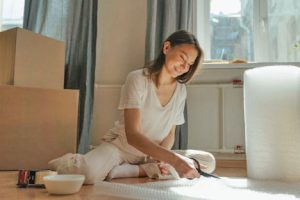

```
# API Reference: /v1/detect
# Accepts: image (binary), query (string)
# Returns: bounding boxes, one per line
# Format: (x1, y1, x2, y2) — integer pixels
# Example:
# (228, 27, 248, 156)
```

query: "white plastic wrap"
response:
(244, 65, 300, 181)
(95, 178, 300, 200)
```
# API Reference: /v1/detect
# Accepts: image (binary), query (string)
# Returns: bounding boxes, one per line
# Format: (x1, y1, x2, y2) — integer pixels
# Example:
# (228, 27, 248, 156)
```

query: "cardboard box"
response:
(0, 85, 79, 170)
(0, 28, 65, 89)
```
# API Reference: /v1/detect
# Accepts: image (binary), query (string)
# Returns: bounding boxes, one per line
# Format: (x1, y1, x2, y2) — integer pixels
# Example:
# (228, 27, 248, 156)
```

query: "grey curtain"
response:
(145, 0, 196, 150)
(145, 0, 196, 63)
(23, 0, 98, 153)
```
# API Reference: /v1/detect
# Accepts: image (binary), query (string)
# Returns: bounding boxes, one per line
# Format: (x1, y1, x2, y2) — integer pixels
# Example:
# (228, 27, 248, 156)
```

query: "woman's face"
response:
(163, 42, 198, 78)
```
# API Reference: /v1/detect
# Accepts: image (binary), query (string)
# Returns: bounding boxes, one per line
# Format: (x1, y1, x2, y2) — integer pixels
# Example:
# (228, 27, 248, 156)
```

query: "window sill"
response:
(212, 152, 246, 161)
(203, 62, 300, 69)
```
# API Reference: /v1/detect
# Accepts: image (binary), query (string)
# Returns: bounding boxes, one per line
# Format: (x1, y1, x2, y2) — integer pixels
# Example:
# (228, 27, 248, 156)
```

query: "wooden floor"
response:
(213, 152, 247, 177)
(0, 153, 247, 199)
(0, 171, 129, 200)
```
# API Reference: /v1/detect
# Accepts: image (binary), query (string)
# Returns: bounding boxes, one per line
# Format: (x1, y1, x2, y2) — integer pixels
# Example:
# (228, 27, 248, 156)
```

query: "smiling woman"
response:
(163, 43, 198, 79)
(48, 30, 216, 184)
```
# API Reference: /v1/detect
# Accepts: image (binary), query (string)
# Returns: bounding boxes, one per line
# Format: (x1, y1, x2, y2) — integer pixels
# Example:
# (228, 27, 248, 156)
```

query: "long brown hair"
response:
(144, 30, 204, 83)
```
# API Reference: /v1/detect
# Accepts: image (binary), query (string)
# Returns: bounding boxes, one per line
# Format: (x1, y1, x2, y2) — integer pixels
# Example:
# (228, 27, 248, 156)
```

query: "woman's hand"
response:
(158, 162, 171, 175)
(173, 154, 200, 179)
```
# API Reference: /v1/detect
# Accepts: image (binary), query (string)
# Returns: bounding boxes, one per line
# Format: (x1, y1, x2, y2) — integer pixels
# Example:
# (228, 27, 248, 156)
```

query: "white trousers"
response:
(48, 142, 216, 184)
(48, 142, 145, 184)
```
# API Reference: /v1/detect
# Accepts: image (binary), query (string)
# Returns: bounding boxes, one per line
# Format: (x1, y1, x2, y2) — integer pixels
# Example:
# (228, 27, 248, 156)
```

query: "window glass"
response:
(210, 0, 253, 61)
(206, 0, 300, 62)
(267, 0, 300, 62)
(0, 0, 25, 31)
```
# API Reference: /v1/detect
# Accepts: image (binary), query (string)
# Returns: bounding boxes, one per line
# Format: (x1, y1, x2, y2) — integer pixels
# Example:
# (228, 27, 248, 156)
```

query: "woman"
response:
(49, 30, 215, 184)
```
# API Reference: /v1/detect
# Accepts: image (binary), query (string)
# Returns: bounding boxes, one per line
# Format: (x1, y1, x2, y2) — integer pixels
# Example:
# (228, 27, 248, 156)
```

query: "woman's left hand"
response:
(157, 162, 170, 175)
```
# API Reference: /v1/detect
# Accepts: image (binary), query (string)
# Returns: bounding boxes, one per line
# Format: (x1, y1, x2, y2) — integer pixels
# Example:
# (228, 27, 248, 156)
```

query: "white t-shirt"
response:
(103, 69, 187, 157)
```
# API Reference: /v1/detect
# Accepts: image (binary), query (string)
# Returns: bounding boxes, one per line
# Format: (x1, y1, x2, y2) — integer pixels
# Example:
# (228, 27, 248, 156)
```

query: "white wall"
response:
(92, 0, 147, 144)
(188, 67, 246, 152)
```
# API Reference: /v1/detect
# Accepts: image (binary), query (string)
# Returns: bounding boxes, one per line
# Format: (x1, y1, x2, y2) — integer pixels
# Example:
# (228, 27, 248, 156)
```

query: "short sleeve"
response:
(118, 70, 146, 109)
(174, 85, 187, 125)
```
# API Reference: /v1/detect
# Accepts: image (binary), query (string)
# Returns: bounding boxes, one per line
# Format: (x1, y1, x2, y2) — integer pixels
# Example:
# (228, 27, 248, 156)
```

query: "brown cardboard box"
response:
(0, 28, 65, 89)
(0, 85, 79, 170)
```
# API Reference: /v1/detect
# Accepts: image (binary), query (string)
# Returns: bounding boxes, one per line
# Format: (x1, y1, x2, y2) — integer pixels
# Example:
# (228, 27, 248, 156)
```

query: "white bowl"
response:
(43, 174, 85, 195)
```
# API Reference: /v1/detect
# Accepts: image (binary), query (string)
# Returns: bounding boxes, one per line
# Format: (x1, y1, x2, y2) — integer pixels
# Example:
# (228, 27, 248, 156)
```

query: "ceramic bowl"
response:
(43, 174, 85, 195)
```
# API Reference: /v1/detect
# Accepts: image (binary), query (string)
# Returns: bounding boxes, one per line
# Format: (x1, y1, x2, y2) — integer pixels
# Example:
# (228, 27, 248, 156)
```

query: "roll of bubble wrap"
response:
(244, 65, 300, 181)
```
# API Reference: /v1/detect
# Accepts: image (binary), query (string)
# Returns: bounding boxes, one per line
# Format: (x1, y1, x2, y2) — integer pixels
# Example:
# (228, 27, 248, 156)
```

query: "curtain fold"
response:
(145, 0, 196, 149)
(23, 0, 98, 153)
(145, 0, 195, 63)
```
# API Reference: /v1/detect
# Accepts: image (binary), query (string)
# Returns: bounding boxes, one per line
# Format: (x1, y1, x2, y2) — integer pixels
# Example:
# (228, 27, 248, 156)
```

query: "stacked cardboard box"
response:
(0, 28, 79, 170)
(0, 28, 65, 88)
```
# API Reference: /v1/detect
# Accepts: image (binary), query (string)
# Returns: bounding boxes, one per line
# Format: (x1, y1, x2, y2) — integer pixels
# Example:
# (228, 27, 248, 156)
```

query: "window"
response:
(197, 0, 300, 62)
(0, 0, 25, 31)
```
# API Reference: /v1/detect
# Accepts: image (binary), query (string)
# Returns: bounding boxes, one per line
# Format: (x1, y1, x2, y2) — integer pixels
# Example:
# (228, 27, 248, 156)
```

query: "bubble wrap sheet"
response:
(94, 178, 300, 200)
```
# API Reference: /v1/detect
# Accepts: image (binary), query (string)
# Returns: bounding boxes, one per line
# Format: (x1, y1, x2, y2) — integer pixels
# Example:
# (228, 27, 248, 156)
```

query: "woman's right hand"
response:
(173, 154, 200, 179)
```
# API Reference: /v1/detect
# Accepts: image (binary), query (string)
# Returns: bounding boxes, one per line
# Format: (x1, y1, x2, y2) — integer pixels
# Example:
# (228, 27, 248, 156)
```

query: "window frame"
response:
(0, 0, 3, 31)
(253, 0, 269, 62)
(197, 0, 211, 60)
